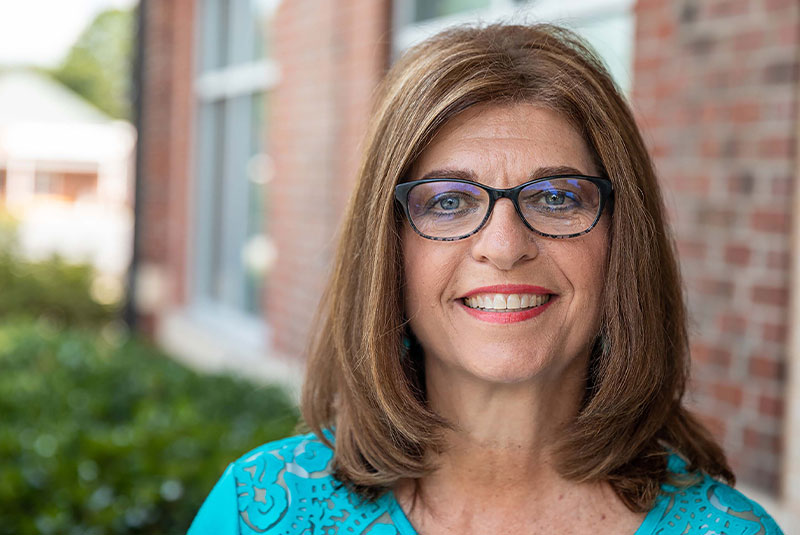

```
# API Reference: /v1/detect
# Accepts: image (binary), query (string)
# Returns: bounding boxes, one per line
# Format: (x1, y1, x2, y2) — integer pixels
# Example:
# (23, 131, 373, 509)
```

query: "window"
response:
(193, 0, 278, 318)
(393, 0, 634, 93)
(413, 0, 491, 22)
(34, 169, 97, 201)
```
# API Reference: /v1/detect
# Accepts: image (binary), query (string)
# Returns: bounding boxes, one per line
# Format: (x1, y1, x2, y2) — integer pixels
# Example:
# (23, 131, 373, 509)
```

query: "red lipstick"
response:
(458, 284, 557, 324)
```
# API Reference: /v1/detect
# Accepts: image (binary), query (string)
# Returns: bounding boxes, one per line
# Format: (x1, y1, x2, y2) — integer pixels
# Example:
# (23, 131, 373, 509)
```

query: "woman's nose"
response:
(470, 198, 540, 270)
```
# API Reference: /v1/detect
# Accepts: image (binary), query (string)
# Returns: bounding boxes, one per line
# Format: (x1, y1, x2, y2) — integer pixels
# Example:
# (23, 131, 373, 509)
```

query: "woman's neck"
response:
(423, 346, 589, 464)
(390, 351, 645, 534)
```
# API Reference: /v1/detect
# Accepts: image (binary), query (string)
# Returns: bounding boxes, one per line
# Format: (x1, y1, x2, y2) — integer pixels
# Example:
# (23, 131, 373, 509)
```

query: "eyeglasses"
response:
(395, 175, 613, 241)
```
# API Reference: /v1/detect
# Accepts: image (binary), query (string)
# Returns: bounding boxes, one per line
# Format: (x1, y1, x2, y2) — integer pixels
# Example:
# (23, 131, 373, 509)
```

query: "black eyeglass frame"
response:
(394, 174, 614, 241)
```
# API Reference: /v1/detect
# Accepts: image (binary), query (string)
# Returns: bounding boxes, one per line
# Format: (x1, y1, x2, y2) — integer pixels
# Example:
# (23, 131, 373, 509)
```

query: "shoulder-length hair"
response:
(301, 23, 732, 512)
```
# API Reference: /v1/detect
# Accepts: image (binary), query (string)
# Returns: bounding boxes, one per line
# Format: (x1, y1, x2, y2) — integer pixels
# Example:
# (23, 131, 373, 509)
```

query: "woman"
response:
(189, 24, 783, 534)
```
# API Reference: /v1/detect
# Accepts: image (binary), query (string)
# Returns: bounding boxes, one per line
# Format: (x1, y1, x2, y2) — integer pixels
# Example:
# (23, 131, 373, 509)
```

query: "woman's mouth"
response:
(462, 293, 551, 311)
(458, 293, 556, 324)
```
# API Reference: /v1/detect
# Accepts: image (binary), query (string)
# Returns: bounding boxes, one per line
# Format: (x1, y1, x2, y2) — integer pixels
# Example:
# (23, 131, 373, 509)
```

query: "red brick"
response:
(743, 427, 781, 454)
(770, 176, 793, 197)
(672, 173, 710, 194)
(766, 250, 790, 270)
(758, 136, 794, 158)
(732, 29, 764, 51)
(729, 101, 760, 123)
(762, 322, 787, 343)
(750, 209, 790, 234)
(676, 239, 707, 260)
(777, 21, 800, 46)
(712, 382, 743, 407)
(718, 313, 747, 334)
(708, 0, 749, 17)
(697, 206, 737, 227)
(700, 138, 720, 157)
(695, 277, 734, 298)
(765, 0, 797, 12)
(748, 355, 784, 380)
(691, 342, 731, 367)
(758, 395, 784, 418)
(750, 285, 788, 307)
(723, 244, 751, 265)
(656, 20, 676, 38)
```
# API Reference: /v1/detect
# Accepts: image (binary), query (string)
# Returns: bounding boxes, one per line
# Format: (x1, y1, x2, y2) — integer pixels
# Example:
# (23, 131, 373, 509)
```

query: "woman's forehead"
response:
(411, 102, 598, 181)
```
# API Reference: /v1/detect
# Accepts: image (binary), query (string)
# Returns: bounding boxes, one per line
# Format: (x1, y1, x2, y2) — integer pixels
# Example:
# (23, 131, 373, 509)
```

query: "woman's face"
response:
(402, 102, 610, 386)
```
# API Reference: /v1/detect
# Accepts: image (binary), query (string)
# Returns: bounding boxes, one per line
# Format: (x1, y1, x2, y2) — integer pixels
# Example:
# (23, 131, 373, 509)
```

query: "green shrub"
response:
(0, 320, 299, 534)
(0, 253, 118, 328)
(0, 208, 117, 328)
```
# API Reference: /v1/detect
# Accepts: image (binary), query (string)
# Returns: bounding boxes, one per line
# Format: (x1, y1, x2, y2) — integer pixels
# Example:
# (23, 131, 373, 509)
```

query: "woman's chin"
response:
(432, 349, 556, 386)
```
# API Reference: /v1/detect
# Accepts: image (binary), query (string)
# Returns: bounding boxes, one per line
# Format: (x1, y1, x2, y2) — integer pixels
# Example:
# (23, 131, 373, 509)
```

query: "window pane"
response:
(242, 93, 271, 315)
(194, 0, 274, 317)
(200, 0, 230, 71)
(252, 0, 275, 59)
(193, 100, 227, 304)
(208, 100, 228, 303)
(225, 0, 274, 65)
(414, 0, 490, 22)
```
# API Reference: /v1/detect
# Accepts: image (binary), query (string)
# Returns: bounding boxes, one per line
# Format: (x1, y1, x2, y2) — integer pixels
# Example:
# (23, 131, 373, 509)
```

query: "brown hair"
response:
(301, 23, 733, 512)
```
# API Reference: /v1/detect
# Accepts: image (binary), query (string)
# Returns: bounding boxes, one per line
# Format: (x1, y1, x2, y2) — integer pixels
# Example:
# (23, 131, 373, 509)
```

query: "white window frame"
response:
(178, 0, 281, 359)
(393, 0, 635, 93)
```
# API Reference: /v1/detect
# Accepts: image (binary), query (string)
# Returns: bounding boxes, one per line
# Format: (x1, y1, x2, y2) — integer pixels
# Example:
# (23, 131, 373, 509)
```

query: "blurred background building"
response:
(0, 69, 135, 282)
(129, 0, 797, 527)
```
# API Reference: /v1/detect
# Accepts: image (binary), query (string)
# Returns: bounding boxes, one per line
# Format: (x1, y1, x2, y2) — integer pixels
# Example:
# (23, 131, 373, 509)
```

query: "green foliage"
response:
(0, 252, 118, 328)
(0, 207, 118, 327)
(0, 320, 299, 534)
(49, 8, 134, 120)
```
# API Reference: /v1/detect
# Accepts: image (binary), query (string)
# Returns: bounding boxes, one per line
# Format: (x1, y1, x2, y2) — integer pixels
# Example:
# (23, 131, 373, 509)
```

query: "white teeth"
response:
(463, 293, 551, 311)
(492, 294, 507, 310)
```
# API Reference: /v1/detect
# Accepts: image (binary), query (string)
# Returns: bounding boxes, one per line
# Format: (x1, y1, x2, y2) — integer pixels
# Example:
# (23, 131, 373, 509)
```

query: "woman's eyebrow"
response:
(417, 165, 586, 181)
(418, 168, 477, 180)
(529, 165, 586, 179)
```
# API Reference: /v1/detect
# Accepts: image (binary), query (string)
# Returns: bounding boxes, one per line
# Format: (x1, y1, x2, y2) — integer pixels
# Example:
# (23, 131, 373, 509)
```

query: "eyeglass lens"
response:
(406, 178, 601, 239)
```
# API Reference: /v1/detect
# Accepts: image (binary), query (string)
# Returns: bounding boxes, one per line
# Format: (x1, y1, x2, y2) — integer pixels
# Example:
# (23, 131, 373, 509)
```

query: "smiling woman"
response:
(401, 104, 611, 390)
(189, 23, 784, 535)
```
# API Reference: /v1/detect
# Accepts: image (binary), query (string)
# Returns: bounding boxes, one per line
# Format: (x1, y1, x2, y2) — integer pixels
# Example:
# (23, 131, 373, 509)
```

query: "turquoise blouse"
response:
(188, 433, 783, 535)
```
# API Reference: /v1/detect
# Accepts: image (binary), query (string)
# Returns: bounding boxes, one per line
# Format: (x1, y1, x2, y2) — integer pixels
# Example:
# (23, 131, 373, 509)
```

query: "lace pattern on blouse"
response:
(233, 434, 401, 535)
(229, 434, 783, 535)
(645, 455, 783, 535)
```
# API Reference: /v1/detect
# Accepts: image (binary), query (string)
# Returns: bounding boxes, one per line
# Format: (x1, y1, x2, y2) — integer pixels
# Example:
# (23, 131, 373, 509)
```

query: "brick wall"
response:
(137, 0, 194, 331)
(633, 0, 799, 493)
(268, 0, 391, 356)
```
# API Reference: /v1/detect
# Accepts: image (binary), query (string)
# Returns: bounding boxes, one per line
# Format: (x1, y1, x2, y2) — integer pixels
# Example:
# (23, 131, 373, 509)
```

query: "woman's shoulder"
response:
(190, 432, 406, 535)
(231, 431, 336, 474)
(639, 453, 784, 535)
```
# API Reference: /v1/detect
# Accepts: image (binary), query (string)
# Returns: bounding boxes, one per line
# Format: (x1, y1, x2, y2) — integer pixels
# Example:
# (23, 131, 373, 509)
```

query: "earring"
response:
(401, 334, 412, 352)
(600, 332, 610, 356)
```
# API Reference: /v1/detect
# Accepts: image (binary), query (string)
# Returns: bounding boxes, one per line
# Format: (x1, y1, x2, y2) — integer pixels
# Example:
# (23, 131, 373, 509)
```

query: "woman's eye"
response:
(545, 191, 566, 205)
(521, 189, 580, 212)
(534, 190, 577, 207)
(437, 196, 460, 210)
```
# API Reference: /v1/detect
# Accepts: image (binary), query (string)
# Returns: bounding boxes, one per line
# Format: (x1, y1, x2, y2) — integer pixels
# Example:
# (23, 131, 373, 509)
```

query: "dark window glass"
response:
(413, 0, 490, 22)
